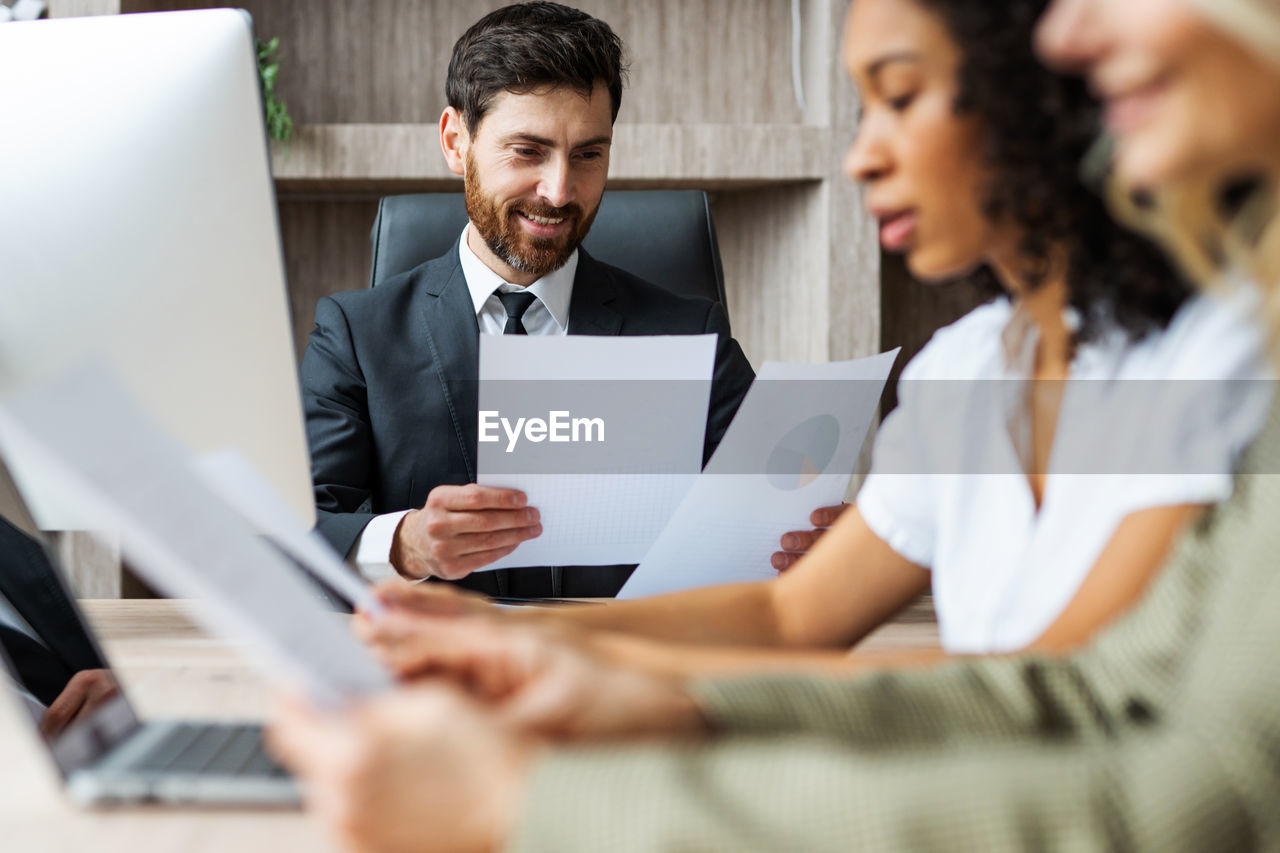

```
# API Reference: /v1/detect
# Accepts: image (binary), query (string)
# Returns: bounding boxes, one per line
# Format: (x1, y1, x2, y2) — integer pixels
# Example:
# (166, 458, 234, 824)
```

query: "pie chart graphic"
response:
(766, 415, 840, 490)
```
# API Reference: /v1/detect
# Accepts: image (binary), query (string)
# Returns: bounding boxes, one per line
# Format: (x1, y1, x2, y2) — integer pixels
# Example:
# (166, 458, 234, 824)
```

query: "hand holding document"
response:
(619, 350, 900, 598)
(0, 365, 392, 705)
(476, 334, 715, 569)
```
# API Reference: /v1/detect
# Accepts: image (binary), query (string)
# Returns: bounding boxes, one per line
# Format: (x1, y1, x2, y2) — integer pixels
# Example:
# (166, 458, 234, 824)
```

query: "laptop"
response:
(0, 455, 298, 807)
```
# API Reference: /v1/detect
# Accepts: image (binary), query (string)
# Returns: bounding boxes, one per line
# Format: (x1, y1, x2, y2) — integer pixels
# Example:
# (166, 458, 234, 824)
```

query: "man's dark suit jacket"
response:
(301, 243, 755, 598)
(0, 518, 106, 707)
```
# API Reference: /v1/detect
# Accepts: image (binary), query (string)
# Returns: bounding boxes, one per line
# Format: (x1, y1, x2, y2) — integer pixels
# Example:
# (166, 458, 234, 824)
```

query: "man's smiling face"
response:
(459, 82, 613, 283)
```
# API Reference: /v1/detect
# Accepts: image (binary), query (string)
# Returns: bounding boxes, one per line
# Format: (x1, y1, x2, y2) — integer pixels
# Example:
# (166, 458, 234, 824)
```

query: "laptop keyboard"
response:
(130, 723, 287, 777)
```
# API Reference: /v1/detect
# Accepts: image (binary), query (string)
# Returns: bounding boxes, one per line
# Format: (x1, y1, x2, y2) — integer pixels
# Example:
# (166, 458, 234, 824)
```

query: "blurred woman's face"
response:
(1037, 0, 1280, 190)
(843, 0, 1008, 282)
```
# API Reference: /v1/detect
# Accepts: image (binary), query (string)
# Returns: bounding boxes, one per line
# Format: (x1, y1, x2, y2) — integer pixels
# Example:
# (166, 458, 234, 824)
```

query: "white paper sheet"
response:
(619, 350, 900, 598)
(0, 365, 393, 705)
(476, 334, 715, 570)
(193, 449, 383, 615)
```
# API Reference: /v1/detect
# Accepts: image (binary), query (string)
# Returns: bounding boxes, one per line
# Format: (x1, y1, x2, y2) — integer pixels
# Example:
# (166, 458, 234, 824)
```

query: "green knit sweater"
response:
(513, 403, 1280, 851)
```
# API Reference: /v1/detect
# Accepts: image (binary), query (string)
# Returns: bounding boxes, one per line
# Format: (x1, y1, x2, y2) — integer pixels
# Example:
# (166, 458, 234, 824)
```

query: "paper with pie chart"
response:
(619, 349, 900, 599)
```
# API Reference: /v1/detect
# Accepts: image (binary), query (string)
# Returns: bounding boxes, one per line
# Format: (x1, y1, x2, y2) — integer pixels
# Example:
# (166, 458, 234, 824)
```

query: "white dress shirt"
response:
(856, 286, 1271, 654)
(355, 225, 578, 581)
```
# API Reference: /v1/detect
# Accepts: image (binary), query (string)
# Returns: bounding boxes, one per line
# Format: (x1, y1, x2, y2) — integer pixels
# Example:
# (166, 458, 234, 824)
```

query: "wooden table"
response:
(0, 599, 939, 852)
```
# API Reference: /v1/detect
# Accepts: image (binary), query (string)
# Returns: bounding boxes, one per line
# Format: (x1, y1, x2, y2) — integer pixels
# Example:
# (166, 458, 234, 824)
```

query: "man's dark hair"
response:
(446, 2, 628, 135)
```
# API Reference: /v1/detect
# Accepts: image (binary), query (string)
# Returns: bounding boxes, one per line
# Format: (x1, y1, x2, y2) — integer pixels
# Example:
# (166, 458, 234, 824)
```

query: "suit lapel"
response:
(566, 250, 623, 336)
(0, 519, 104, 672)
(420, 247, 620, 481)
(418, 247, 480, 481)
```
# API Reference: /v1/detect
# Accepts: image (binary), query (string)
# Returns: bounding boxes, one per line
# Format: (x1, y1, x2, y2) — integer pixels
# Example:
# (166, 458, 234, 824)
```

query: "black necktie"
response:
(497, 290, 538, 335)
(492, 288, 561, 597)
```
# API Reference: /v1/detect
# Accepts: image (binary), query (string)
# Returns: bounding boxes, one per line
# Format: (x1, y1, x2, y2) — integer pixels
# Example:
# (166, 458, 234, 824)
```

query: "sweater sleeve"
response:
(509, 410, 1280, 853)
(509, 727, 1250, 853)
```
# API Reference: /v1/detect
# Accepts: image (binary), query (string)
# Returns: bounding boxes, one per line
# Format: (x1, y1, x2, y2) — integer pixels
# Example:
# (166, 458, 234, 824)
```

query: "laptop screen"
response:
(0, 457, 141, 776)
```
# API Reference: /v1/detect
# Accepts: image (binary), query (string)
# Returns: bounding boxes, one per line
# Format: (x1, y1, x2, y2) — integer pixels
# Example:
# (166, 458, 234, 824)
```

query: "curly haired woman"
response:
(360, 0, 1269, 677)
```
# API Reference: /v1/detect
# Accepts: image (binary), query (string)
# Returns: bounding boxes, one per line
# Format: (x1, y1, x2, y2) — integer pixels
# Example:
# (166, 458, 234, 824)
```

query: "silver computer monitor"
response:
(0, 9, 313, 527)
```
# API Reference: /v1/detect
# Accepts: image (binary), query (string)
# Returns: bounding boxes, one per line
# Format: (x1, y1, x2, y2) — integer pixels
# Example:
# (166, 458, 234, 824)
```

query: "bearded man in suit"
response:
(302, 3, 836, 600)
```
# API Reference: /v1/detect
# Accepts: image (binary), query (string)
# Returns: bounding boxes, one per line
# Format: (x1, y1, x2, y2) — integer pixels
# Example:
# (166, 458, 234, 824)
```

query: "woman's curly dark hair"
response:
(914, 0, 1191, 343)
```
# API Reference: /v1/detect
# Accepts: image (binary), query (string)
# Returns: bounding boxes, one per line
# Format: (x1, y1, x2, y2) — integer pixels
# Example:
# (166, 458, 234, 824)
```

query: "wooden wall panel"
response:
(127, 0, 808, 125)
(593, 0, 804, 125)
(820, 1, 880, 363)
(269, 123, 830, 190)
(878, 251, 987, 409)
(824, 175, 881, 361)
(48, 531, 122, 598)
(277, 186, 868, 372)
(712, 180, 881, 369)
(711, 184, 829, 368)
(277, 199, 381, 360)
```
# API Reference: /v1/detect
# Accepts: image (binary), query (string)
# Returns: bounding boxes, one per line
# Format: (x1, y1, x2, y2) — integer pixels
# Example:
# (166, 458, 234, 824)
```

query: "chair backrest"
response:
(368, 189, 727, 306)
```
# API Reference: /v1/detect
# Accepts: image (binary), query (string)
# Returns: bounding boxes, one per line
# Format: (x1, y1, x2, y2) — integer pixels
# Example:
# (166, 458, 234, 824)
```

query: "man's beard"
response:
(464, 151, 598, 278)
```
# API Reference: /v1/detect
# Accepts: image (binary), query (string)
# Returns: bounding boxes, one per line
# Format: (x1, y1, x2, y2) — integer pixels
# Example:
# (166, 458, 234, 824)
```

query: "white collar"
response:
(457, 223, 577, 330)
(997, 297, 1124, 380)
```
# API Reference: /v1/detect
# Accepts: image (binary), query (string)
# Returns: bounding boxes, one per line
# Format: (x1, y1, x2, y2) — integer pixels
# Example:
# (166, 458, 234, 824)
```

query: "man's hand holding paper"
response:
(385, 335, 895, 585)
(390, 484, 542, 581)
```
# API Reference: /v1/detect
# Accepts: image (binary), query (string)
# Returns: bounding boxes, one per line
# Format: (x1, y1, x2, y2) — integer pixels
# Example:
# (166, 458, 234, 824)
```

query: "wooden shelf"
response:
(270, 123, 831, 196)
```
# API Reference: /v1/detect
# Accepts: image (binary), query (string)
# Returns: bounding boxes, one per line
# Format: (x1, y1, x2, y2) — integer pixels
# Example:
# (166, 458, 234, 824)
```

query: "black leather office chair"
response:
(367, 190, 728, 307)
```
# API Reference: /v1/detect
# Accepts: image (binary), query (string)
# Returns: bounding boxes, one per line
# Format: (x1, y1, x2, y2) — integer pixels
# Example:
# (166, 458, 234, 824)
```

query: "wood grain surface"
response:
(0, 599, 936, 850)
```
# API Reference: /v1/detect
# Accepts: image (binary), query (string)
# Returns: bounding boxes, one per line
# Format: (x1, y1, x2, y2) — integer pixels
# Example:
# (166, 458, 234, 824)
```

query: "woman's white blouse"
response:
(856, 288, 1271, 654)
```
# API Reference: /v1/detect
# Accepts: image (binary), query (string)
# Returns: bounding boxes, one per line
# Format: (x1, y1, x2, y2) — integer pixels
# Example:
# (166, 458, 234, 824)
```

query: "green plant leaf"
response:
(255, 35, 293, 144)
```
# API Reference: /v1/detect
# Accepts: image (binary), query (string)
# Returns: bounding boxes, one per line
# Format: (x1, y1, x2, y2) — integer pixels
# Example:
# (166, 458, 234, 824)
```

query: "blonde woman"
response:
(267, 3, 1280, 850)
(1041, 0, 1280, 300)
